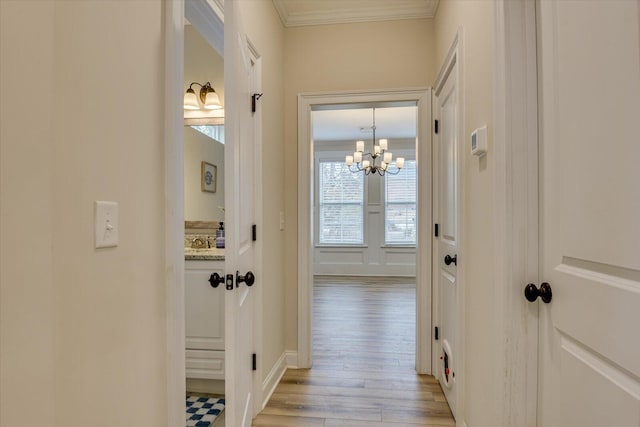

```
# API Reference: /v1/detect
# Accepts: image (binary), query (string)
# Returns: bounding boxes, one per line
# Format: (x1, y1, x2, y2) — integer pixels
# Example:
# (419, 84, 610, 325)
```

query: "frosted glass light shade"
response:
(184, 89, 199, 110)
(374, 145, 381, 155)
(396, 157, 405, 169)
(383, 152, 392, 164)
(345, 155, 353, 166)
(204, 90, 223, 110)
(362, 160, 370, 169)
(381, 162, 388, 171)
(379, 139, 388, 150)
(354, 151, 362, 163)
(356, 140, 365, 152)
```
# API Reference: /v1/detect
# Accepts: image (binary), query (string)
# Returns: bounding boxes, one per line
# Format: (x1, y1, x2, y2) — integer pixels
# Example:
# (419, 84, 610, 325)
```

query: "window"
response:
(385, 160, 417, 244)
(318, 161, 364, 244)
(191, 125, 224, 144)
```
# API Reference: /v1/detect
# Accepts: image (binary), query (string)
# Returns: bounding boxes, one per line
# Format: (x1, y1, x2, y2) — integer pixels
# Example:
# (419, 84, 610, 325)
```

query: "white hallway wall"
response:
(282, 2, 499, 426)
(1, 1, 167, 425)
(435, 1, 497, 426)
(1, 0, 287, 425)
(283, 16, 438, 356)
(1, 1, 503, 426)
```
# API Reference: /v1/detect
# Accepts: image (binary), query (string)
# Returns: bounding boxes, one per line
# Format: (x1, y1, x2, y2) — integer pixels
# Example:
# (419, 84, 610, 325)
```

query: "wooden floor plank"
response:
(324, 420, 455, 427)
(252, 276, 454, 426)
(251, 414, 325, 426)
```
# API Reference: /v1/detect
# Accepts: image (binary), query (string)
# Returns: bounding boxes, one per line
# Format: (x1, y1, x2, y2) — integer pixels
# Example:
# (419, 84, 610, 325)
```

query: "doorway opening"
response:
(182, 9, 227, 427)
(296, 89, 433, 375)
(310, 102, 419, 368)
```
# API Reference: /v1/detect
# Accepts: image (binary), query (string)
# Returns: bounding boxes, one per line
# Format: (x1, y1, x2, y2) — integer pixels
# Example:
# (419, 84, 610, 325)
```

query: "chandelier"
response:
(345, 107, 404, 176)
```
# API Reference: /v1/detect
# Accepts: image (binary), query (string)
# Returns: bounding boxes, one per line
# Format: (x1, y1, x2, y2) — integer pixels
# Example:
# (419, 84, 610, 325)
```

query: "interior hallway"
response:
(253, 276, 454, 426)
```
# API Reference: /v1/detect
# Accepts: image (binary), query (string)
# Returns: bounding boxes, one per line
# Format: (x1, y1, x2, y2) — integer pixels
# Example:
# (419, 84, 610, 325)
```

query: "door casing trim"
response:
(164, 1, 186, 426)
(296, 88, 433, 374)
(493, 1, 539, 425)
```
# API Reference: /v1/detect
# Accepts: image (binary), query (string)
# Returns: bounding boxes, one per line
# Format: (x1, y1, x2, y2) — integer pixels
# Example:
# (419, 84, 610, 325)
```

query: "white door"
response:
(224, 1, 258, 426)
(537, 1, 640, 426)
(434, 61, 459, 419)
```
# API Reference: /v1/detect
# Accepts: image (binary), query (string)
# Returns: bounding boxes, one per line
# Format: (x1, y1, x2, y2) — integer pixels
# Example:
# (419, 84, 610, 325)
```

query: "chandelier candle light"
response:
(345, 107, 404, 176)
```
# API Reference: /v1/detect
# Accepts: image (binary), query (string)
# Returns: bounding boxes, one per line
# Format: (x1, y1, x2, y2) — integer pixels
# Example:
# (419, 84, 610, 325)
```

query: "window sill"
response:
(315, 244, 368, 249)
(380, 244, 417, 249)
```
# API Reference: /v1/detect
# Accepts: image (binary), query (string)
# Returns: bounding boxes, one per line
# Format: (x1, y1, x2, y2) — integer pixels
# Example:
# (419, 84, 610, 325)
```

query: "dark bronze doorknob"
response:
(524, 282, 552, 303)
(444, 254, 457, 266)
(236, 271, 255, 287)
(208, 272, 224, 288)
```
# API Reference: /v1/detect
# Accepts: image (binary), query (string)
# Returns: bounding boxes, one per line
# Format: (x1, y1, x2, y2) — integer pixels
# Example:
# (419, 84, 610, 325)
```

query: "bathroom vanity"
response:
(185, 248, 225, 381)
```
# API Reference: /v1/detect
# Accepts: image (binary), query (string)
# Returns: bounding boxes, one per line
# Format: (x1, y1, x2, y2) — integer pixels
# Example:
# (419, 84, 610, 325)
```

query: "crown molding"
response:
(273, 0, 439, 28)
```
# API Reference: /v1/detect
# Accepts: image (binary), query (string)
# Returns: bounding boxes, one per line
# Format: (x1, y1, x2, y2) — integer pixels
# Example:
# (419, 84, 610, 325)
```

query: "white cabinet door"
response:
(537, 1, 640, 426)
(185, 261, 224, 351)
(185, 260, 225, 381)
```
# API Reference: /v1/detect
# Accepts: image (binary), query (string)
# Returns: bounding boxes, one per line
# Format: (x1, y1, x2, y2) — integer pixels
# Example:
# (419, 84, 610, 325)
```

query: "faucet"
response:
(191, 237, 207, 249)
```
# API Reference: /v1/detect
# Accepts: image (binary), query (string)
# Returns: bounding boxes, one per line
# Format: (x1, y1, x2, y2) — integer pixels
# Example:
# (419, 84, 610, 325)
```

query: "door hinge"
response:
(252, 353, 257, 371)
(434, 223, 439, 237)
(435, 326, 439, 340)
(434, 119, 439, 134)
(251, 93, 263, 113)
(252, 224, 257, 242)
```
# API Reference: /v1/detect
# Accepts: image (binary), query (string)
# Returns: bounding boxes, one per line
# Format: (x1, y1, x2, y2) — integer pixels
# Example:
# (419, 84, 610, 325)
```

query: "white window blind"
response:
(318, 161, 364, 244)
(385, 160, 417, 244)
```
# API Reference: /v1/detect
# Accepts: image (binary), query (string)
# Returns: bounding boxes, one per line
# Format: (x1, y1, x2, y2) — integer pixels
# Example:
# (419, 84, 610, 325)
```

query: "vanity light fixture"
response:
(184, 81, 223, 110)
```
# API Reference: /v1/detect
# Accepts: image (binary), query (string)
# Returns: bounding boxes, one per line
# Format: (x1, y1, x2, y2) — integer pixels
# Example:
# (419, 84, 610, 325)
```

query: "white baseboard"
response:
(186, 378, 225, 395)
(285, 350, 298, 368)
(260, 352, 287, 410)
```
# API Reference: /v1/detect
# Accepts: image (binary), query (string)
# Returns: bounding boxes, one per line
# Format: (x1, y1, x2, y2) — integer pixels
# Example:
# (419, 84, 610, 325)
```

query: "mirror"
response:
(184, 24, 224, 223)
(184, 125, 225, 222)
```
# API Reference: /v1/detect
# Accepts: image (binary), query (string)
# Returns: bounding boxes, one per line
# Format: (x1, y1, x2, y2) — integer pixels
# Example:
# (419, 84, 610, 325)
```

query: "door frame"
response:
(493, 1, 539, 426)
(163, 1, 264, 425)
(164, 1, 187, 425)
(296, 88, 433, 374)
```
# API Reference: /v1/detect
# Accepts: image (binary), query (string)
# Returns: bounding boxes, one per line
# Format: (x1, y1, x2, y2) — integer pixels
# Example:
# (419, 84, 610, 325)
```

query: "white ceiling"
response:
(273, 0, 440, 27)
(313, 106, 417, 142)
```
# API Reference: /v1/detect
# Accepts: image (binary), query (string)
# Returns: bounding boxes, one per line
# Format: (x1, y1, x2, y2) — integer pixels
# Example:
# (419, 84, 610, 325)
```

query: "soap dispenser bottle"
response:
(215, 222, 225, 248)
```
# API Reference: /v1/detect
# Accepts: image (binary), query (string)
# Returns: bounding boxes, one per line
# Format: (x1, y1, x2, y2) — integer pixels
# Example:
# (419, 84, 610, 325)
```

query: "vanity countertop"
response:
(184, 247, 225, 261)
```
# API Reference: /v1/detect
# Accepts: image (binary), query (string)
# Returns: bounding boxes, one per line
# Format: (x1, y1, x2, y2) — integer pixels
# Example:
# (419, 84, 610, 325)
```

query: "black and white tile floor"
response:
(186, 395, 225, 427)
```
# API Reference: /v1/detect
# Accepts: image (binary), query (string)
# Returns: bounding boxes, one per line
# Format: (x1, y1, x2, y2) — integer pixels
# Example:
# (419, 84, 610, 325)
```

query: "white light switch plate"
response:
(95, 201, 119, 248)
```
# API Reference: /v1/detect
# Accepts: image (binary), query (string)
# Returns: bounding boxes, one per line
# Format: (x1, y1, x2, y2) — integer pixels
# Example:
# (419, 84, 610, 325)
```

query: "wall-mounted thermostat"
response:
(471, 125, 487, 156)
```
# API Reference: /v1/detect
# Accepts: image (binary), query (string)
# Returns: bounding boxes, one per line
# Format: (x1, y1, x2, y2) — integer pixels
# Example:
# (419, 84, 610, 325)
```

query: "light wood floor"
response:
(252, 276, 454, 426)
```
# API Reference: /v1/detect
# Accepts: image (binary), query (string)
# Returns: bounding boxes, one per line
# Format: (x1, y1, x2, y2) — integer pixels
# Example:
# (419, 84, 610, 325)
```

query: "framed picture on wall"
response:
(201, 161, 217, 193)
